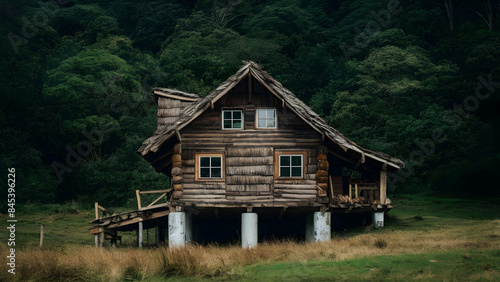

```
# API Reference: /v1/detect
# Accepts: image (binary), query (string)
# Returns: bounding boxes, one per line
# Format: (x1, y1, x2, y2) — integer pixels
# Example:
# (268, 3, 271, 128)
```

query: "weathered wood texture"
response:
(157, 97, 194, 129)
(176, 81, 322, 205)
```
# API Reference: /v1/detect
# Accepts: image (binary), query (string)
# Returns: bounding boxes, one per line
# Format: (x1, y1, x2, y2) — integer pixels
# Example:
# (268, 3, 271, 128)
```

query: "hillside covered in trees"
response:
(1, 0, 499, 208)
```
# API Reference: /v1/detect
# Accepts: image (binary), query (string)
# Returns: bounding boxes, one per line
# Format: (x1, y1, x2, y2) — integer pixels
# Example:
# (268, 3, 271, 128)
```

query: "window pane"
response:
(280, 167, 290, 177)
(224, 111, 231, 119)
(292, 156, 302, 166)
(211, 157, 221, 167)
(224, 120, 232, 128)
(200, 168, 210, 178)
(267, 119, 276, 128)
(233, 111, 241, 119)
(268, 109, 275, 118)
(200, 157, 210, 167)
(258, 119, 266, 128)
(233, 121, 241, 128)
(292, 167, 302, 177)
(211, 168, 221, 178)
(280, 156, 290, 166)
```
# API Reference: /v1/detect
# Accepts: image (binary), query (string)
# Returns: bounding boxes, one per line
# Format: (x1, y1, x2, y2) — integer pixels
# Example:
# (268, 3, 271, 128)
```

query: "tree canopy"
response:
(1, 0, 499, 207)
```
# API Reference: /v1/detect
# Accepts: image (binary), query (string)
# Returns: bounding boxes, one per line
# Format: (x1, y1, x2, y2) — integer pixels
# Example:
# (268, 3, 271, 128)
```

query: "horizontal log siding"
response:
(157, 97, 193, 129)
(177, 77, 322, 205)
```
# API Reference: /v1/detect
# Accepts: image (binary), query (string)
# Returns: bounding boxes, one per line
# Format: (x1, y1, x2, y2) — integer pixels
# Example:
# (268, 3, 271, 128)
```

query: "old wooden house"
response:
(90, 61, 403, 248)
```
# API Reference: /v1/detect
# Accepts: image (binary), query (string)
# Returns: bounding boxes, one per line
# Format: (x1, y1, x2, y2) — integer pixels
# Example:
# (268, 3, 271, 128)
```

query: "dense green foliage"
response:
(1, 0, 499, 207)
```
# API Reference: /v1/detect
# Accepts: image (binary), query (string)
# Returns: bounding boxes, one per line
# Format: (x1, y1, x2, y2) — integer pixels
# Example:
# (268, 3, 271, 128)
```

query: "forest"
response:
(1, 0, 499, 208)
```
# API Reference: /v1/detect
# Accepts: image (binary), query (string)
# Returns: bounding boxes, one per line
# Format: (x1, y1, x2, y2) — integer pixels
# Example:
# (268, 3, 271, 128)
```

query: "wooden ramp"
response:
(90, 189, 172, 247)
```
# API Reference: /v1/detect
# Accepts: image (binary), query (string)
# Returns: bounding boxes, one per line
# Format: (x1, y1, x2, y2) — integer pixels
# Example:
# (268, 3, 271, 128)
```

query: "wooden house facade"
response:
(137, 61, 404, 247)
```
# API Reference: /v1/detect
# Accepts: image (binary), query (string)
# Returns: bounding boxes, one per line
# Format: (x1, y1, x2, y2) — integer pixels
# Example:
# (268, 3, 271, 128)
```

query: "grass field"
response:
(1, 193, 499, 281)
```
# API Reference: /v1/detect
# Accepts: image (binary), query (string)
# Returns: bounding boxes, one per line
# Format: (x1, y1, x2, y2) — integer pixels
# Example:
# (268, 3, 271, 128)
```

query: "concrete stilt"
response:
(373, 212, 384, 228)
(241, 212, 258, 248)
(313, 211, 331, 242)
(168, 212, 186, 247)
(185, 213, 193, 244)
(138, 221, 143, 248)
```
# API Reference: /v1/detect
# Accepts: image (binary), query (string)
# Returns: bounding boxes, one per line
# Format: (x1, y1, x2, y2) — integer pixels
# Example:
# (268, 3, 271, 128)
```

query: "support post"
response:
(39, 224, 44, 247)
(307, 212, 331, 242)
(373, 212, 384, 228)
(94, 202, 99, 247)
(380, 170, 387, 204)
(138, 221, 143, 248)
(168, 212, 186, 247)
(241, 213, 258, 248)
(155, 226, 159, 246)
(99, 231, 104, 247)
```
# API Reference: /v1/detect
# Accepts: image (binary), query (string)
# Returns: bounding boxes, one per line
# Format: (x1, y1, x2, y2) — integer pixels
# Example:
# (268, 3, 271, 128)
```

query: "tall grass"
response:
(2, 219, 499, 281)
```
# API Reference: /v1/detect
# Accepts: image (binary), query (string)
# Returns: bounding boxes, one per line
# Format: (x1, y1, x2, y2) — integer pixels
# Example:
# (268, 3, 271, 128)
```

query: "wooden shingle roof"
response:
(138, 61, 404, 170)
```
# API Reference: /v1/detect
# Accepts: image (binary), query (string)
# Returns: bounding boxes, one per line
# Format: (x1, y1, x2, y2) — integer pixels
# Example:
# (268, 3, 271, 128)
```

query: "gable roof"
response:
(138, 61, 404, 170)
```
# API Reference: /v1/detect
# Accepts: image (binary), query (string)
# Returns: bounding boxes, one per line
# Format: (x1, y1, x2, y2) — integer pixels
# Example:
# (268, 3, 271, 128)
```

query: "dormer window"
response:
(256, 108, 276, 129)
(222, 110, 243, 129)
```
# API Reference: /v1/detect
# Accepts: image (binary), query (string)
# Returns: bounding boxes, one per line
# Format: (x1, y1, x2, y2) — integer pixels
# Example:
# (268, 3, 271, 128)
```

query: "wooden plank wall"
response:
(178, 76, 322, 206)
(157, 97, 193, 129)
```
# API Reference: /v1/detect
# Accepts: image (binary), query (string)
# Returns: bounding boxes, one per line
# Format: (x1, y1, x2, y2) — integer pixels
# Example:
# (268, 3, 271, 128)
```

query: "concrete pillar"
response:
(313, 211, 331, 242)
(185, 213, 193, 244)
(241, 212, 258, 248)
(373, 212, 384, 228)
(138, 221, 143, 248)
(168, 212, 186, 247)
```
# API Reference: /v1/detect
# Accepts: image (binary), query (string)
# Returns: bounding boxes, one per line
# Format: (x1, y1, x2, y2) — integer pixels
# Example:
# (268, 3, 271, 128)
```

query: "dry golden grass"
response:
(2, 218, 499, 281)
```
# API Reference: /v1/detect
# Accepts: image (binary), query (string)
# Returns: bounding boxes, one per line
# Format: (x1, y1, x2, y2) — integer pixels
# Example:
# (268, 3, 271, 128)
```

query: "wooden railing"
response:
(349, 182, 379, 203)
(135, 188, 172, 209)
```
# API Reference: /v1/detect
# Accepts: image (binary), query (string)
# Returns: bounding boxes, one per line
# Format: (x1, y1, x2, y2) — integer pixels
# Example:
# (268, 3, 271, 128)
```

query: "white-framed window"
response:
(222, 110, 243, 129)
(195, 153, 224, 181)
(256, 108, 276, 129)
(279, 155, 303, 177)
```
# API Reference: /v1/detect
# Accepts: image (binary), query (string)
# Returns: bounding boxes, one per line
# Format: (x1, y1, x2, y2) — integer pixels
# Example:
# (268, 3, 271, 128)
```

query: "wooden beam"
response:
(175, 129, 182, 143)
(94, 202, 99, 220)
(147, 192, 167, 208)
(248, 73, 252, 102)
(380, 170, 387, 205)
(140, 189, 172, 194)
(153, 90, 199, 102)
(329, 175, 334, 198)
(136, 190, 142, 209)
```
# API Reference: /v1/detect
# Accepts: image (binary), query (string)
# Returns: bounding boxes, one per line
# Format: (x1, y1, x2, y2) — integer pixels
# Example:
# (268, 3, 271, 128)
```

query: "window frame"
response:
(273, 150, 307, 180)
(222, 109, 244, 130)
(195, 153, 225, 181)
(255, 108, 277, 129)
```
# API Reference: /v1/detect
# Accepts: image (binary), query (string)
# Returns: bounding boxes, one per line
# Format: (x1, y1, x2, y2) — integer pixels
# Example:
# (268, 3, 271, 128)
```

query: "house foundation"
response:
(168, 212, 186, 247)
(373, 211, 384, 228)
(241, 212, 258, 248)
(306, 211, 331, 242)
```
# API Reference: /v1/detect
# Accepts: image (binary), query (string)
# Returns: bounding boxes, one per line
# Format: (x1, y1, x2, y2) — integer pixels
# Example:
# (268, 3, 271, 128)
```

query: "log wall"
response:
(177, 76, 322, 206)
(157, 97, 194, 129)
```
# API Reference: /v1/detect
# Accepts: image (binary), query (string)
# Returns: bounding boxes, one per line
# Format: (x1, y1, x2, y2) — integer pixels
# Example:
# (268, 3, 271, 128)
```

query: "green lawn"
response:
(241, 250, 499, 281)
